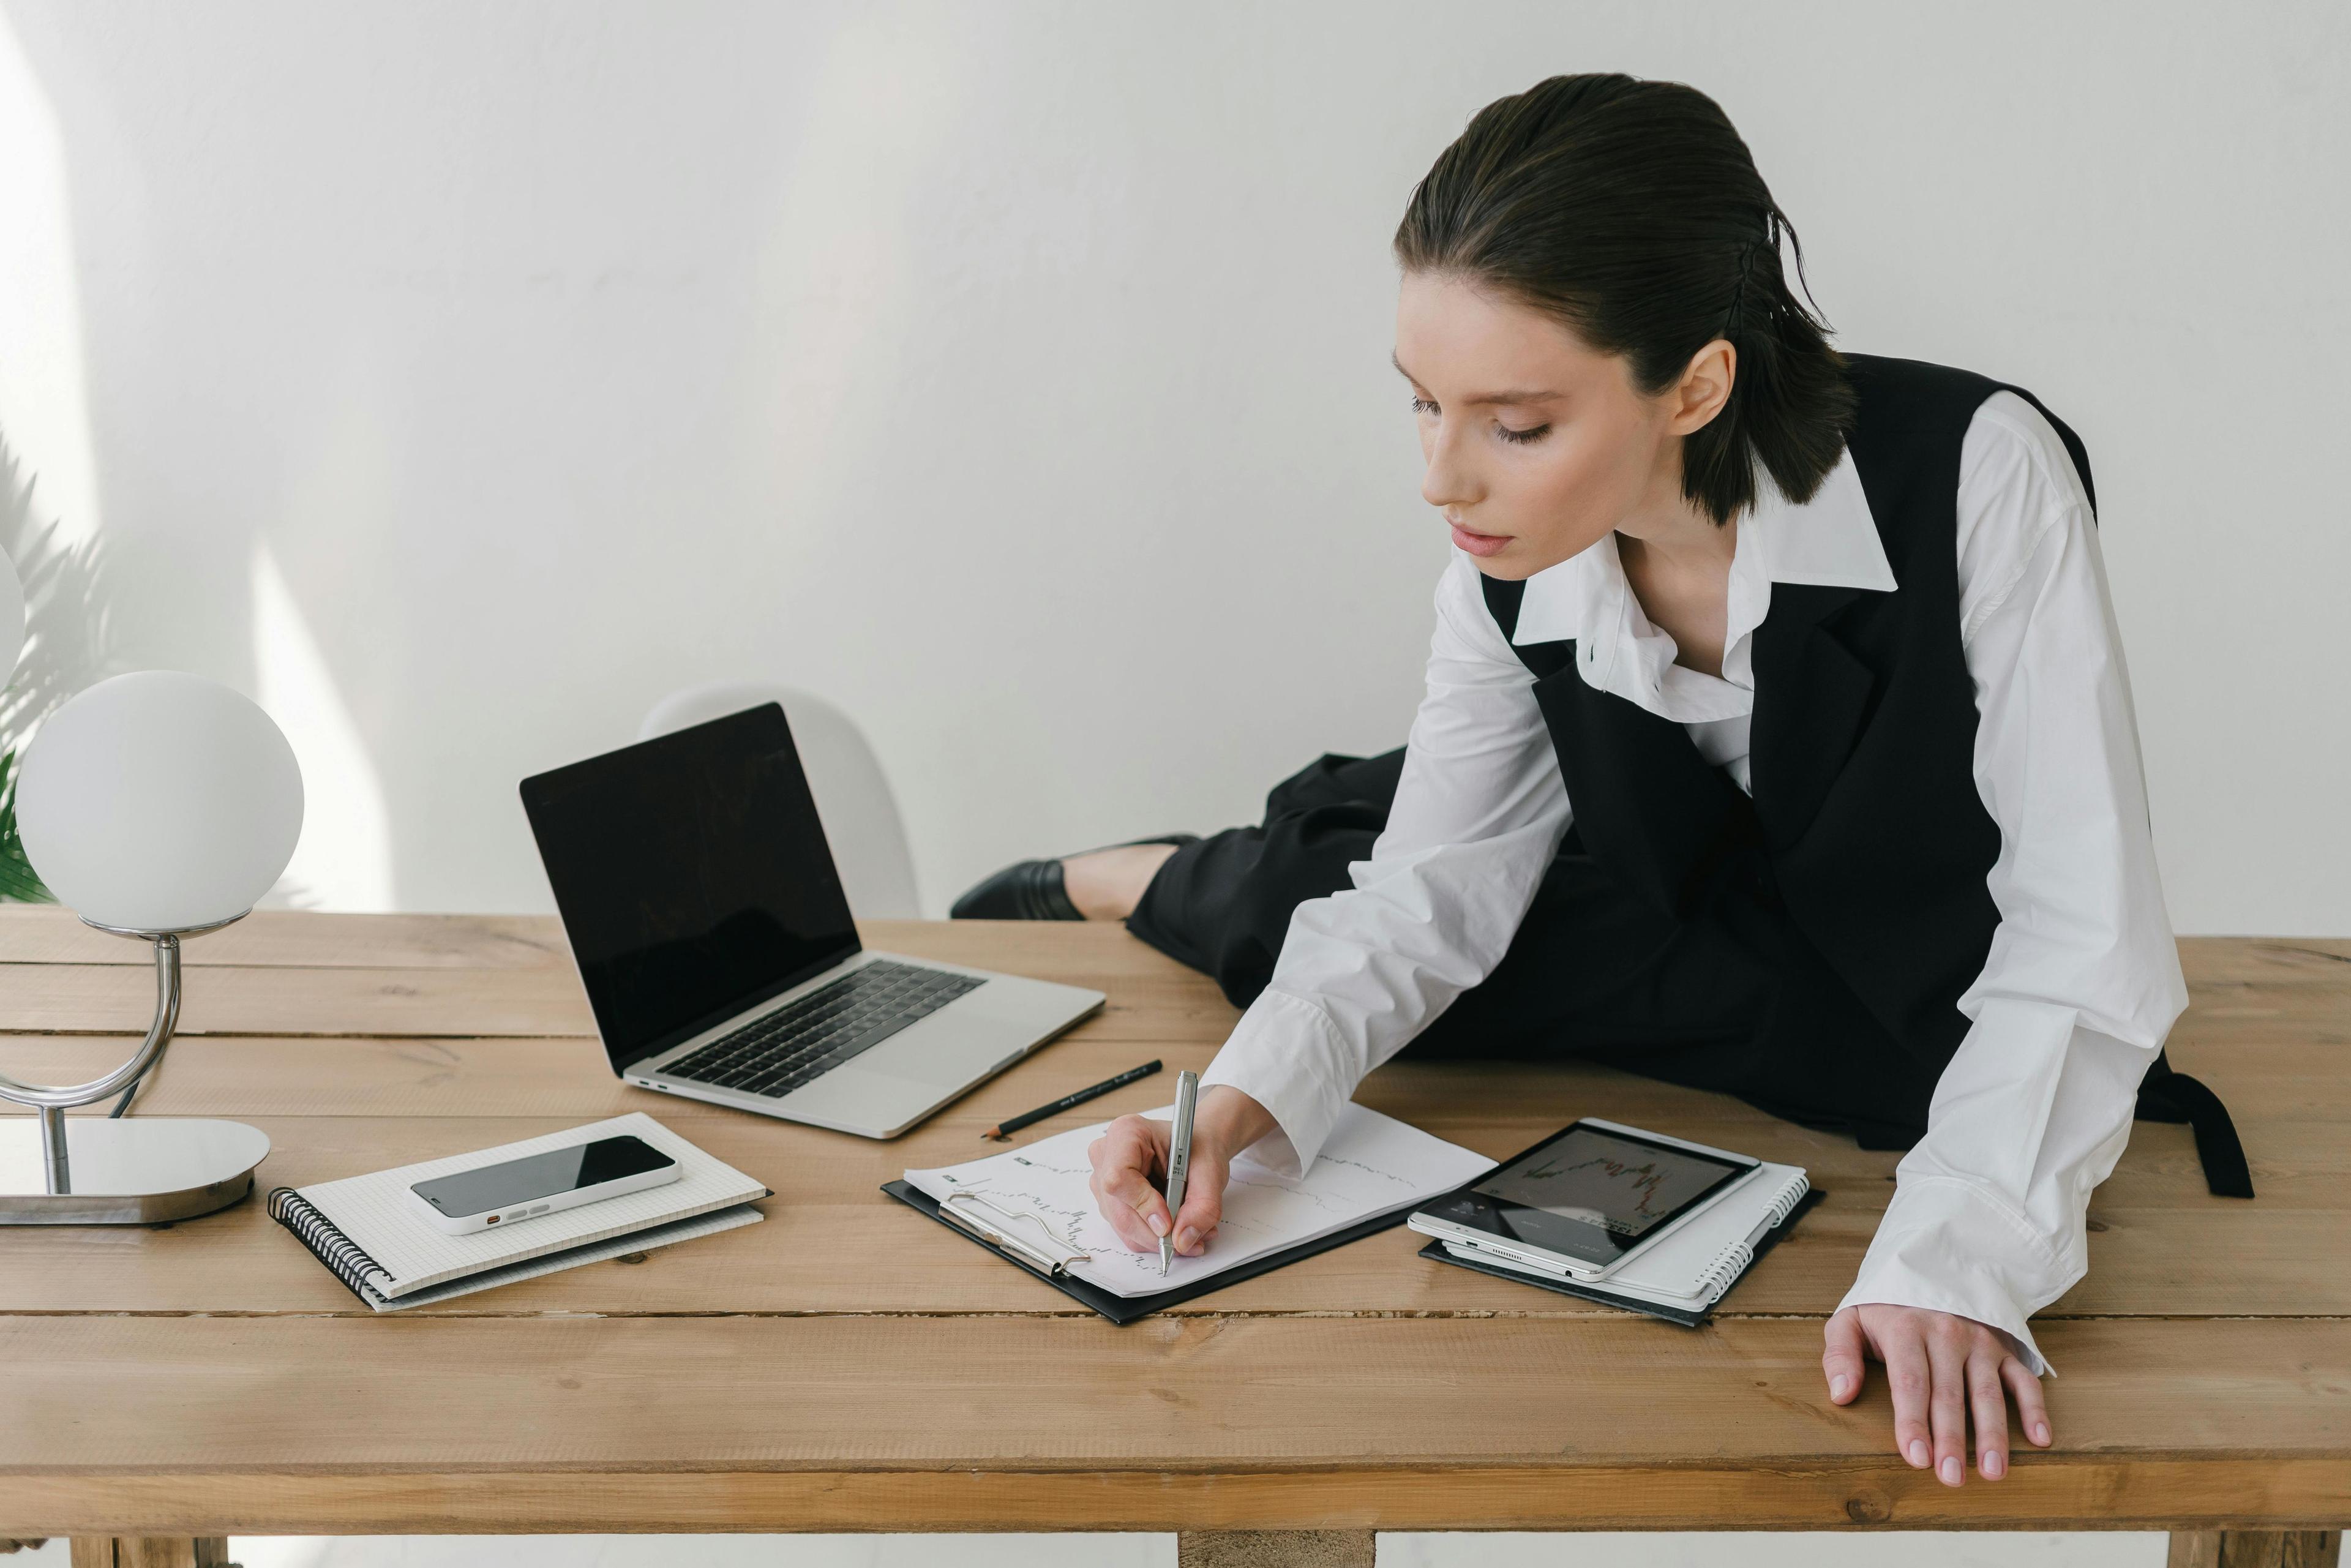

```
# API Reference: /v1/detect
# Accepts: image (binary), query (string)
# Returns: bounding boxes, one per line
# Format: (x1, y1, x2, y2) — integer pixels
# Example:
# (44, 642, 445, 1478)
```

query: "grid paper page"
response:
(293, 1112, 768, 1297)
(905, 1101, 1490, 1297)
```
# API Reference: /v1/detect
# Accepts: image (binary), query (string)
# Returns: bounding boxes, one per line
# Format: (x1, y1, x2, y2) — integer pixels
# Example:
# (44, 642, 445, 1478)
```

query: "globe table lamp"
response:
(0, 670, 302, 1222)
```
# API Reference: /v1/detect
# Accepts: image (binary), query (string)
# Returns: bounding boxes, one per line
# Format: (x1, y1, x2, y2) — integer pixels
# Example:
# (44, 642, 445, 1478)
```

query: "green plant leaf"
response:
(0, 748, 51, 903)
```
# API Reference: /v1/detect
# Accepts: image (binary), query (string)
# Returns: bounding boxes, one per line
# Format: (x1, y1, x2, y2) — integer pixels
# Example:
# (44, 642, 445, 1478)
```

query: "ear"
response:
(1666, 339, 1737, 436)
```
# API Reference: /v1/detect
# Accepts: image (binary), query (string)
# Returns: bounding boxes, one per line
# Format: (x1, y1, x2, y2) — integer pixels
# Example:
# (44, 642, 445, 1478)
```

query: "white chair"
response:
(637, 683, 921, 920)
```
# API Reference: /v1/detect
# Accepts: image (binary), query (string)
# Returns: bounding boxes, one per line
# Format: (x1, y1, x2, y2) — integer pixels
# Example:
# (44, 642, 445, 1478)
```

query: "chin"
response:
(1464, 552, 1544, 582)
(1462, 536, 1584, 582)
(1462, 524, 1608, 581)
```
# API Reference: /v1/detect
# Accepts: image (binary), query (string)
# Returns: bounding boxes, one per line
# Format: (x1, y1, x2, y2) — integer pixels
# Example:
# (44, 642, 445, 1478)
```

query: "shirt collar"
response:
(1509, 445, 1895, 647)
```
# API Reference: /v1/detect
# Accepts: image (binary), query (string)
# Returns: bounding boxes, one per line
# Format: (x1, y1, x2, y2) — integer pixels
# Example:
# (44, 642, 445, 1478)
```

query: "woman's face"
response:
(1394, 271, 1720, 580)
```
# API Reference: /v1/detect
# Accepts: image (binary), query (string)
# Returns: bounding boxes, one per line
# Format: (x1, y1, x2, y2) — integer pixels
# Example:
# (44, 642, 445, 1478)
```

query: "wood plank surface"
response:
(0, 910, 2344, 1537)
(0, 908, 569, 969)
(2, 1315, 2347, 1534)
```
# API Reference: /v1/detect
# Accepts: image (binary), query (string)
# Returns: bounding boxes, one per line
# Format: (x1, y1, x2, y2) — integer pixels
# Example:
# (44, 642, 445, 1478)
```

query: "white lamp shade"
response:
(17, 672, 304, 931)
(0, 547, 24, 687)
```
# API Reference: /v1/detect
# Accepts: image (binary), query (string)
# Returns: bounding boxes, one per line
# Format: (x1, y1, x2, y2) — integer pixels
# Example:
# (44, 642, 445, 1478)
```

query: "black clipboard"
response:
(1417, 1185, 1826, 1327)
(882, 1178, 1417, 1325)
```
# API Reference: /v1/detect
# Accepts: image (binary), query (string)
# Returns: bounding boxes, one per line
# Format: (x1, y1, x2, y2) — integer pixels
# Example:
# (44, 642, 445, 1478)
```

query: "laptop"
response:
(519, 703, 1104, 1139)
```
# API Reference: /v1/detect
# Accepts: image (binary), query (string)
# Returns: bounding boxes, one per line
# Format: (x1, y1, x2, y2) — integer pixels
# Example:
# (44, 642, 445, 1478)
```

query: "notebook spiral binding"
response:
(1692, 1172, 1811, 1300)
(268, 1186, 389, 1302)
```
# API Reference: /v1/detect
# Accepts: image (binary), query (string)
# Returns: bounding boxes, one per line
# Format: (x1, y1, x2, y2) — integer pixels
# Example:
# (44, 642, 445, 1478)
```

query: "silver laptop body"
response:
(520, 703, 1103, 1139)
(626, 947, 1100, 1138)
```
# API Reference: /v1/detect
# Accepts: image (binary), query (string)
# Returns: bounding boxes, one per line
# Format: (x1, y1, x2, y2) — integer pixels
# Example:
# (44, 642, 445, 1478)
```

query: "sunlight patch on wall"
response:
(0, 5, 101, 548)
(252, 537, 393, 911)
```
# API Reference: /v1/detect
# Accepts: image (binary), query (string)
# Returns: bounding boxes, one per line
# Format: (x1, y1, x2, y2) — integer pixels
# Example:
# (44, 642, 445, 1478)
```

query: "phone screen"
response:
(410, 1135, 675, 1219)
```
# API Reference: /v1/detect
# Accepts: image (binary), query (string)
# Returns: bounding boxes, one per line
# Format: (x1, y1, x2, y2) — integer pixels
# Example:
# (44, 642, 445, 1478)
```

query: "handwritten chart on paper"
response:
(1472, 1126, 1731, 1237)
(904, 1102, 1490, 1297)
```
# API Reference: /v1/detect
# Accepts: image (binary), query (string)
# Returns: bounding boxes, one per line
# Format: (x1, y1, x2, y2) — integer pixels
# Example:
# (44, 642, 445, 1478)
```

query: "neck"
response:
(1613, 475, 1734, 574)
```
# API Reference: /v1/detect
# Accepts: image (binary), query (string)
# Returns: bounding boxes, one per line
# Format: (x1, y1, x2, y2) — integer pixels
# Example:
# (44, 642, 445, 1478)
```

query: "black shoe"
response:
(949, 836, 1197, 921)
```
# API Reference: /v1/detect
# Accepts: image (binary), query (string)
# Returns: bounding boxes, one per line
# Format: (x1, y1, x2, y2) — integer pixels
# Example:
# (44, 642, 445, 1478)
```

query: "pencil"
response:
(981, 1059, 1163, 1140)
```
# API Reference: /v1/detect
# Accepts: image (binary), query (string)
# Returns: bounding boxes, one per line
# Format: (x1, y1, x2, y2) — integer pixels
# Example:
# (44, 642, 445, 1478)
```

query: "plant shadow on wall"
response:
(0, 426, 117, 902)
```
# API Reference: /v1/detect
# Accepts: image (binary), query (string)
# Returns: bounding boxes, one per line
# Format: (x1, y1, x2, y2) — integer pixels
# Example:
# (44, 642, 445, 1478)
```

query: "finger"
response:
(1087, 1166, 1161, 1252)
(1925, 1324, 1970, 1487)
(1171, 1153, 1228, 1257)
(1883, 1329, 1933, 1472)
(1968, 1345, 2010, 1480)
(1089, 1119, 1171, 1251)
(1089, 1116, 1168, 1184)
(1098, 1115, 1169, 1184)
(2001, 1356, 2052, 1449)
(1822, 1308, 1868, 1405)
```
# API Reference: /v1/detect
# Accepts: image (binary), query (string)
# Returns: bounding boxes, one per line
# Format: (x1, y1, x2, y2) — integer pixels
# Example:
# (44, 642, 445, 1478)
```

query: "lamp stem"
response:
(39, 1104, 69, 1194)
(0, 932, 182, 1111)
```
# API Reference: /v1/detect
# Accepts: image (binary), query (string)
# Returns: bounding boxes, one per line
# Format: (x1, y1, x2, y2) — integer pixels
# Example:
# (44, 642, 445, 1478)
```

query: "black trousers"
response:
(1127, 749, 1959, 1149)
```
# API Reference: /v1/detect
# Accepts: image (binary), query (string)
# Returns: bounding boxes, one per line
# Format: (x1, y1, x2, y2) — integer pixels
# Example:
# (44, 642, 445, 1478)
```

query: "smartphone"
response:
(407, 1134, 681, 1236)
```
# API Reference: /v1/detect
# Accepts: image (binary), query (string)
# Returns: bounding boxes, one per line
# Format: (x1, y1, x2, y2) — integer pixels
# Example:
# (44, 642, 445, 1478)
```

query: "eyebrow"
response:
(1391, 352, 1561, 407)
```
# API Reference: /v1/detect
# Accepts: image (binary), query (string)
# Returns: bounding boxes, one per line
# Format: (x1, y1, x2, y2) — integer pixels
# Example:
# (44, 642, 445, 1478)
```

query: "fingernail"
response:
(1175, 1227, 1198, 1252)
(1830, 1375, 1850, 1400)
(1981, 1449, 2003, 1479)
(1939, 1456, 1961, 1486)
(1146, 1214, 1168, 1237)
(2033, 1422, 2050, 1446)
(1908, 1439, 1929, 1468)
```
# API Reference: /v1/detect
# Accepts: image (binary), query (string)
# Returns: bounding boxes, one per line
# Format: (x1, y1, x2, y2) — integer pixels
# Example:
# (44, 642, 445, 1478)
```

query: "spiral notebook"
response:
(267, 1112, 770, 1311)
(1422, 1160, 1820, 1327)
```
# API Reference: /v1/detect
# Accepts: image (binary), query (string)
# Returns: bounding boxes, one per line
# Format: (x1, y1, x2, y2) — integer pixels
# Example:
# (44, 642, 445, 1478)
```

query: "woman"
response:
(954, 73, 2241, 1487)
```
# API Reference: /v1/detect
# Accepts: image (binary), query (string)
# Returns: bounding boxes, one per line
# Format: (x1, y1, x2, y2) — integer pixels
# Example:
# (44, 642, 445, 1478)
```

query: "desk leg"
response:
(2169, 1530, 2341, 1567)
(67, 1540, 234, 1568)
(1177, 1530, 1374, 1567)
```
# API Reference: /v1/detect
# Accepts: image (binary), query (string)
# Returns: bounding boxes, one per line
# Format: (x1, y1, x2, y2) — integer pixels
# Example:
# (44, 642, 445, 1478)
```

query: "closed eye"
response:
(1496, 422, 1551, 445)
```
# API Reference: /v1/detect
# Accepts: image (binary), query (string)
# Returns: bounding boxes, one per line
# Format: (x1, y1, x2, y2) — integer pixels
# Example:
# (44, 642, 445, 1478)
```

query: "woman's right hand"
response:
(1087, 1084, 1277, 1259)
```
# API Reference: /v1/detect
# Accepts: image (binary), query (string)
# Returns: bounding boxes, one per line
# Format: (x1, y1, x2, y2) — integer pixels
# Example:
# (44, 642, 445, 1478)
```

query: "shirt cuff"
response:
(1196, 988, 1356, 1180)
(1837, 1176, 2077, 1378)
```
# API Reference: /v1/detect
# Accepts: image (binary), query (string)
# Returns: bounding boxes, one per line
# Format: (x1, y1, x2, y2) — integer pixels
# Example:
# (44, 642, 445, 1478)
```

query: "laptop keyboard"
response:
(658, 960, 986, 1099)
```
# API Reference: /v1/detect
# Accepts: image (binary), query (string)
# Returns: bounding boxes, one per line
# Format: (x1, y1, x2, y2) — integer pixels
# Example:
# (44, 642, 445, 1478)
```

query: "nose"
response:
(1421, 420, 1480, 514)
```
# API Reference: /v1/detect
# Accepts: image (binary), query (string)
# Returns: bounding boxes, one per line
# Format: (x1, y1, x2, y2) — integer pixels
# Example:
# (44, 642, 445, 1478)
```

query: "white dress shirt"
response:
(1199, 391, 2186, 1374)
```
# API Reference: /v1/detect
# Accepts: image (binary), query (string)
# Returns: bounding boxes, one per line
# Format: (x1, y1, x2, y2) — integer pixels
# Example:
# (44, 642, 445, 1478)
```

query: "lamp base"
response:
(0, 1117, 271, 1223)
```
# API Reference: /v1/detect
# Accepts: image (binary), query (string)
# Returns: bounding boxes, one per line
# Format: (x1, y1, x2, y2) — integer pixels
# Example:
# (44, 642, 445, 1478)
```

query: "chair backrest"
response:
(636, 683, 921, 920)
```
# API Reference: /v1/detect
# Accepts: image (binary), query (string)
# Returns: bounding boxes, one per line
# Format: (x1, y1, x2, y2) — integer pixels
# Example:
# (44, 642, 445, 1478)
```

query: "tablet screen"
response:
(1430, 1122, 1755, 1267)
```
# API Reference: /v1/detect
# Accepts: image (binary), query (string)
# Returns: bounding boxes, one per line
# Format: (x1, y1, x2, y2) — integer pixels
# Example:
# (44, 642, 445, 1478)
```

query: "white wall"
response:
(0, 0, 2342, 930)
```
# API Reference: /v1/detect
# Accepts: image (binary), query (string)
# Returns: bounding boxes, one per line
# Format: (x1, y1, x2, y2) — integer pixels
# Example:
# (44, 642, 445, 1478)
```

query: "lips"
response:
(1449, 520, 1510, 558)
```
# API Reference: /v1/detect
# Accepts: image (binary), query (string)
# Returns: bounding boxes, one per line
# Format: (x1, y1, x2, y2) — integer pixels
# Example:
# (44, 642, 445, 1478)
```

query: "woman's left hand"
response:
(1823, 1304, 2052, 1485)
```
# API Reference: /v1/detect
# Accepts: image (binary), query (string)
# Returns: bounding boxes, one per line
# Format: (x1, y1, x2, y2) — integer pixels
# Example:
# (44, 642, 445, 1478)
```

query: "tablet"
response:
(1409, 1118, 1760, 1277)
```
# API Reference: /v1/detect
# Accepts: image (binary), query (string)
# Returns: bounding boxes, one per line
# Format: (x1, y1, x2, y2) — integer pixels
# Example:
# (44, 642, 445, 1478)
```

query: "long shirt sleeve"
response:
(1198, 553, 1574, 1175)
(1835, 394, 2186, 1375)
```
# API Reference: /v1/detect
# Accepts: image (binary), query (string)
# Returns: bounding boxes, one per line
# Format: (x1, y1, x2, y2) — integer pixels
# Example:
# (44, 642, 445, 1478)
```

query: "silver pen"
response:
(1160, 1069, 1199, 1276)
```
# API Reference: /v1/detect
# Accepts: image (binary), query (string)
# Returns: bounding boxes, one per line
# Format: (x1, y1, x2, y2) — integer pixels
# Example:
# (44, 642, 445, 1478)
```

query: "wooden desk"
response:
(0, 911, 2342, 1568)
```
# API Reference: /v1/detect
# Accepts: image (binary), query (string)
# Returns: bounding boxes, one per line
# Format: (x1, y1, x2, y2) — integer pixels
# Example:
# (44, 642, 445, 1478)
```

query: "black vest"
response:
(1480, 354, 2250, 1194)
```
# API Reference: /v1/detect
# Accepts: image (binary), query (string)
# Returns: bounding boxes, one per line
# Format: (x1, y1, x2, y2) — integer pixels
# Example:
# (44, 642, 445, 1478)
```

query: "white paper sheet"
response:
(905, 1101, 1490, 1297)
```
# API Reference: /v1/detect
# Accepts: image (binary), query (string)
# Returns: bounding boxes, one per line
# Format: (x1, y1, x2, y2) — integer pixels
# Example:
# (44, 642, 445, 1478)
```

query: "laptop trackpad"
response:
(776, 1061, 944, 1122)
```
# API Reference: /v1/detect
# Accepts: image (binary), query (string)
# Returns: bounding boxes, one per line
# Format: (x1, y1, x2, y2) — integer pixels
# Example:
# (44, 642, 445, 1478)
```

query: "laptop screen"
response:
(519, 704, 861, 1072)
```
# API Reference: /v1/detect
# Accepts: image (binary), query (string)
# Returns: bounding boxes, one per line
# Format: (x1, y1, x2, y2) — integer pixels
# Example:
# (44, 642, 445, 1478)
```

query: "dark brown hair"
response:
(1395, 74, 1854, 525)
